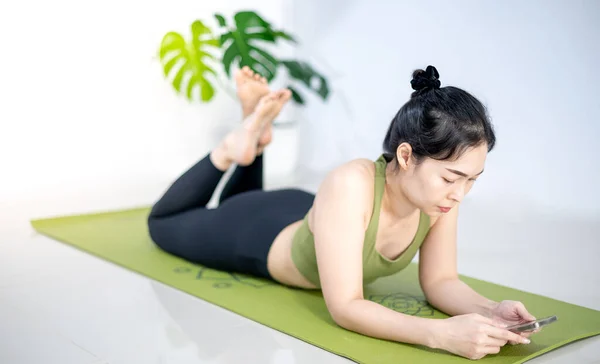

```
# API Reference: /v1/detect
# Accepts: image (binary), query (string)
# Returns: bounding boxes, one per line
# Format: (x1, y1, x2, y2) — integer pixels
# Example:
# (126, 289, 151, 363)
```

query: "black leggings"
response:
(147, 153, 315, 279)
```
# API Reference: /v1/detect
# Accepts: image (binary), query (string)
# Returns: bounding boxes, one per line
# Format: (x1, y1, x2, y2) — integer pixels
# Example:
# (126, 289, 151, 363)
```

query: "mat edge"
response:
(516, 332, 600, 364)
(30, 205, 151, 227)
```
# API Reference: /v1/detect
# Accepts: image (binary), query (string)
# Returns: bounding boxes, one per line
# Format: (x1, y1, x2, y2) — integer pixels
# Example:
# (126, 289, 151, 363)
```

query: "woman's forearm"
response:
(335, 299, 439, 348)
(423, 278, 498, 317)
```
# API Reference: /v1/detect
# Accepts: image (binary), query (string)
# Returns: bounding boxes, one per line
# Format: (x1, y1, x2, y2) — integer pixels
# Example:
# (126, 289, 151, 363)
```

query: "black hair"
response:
(383, 65, 496, 165)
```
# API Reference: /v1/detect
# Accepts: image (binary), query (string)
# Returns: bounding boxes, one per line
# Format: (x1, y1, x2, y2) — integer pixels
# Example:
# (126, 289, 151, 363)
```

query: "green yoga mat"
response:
(31, 207, 600, 363)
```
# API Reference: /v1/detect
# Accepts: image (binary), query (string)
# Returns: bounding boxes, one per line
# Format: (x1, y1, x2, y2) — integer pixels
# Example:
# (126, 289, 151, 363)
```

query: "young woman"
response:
(147, 65, 539, 360)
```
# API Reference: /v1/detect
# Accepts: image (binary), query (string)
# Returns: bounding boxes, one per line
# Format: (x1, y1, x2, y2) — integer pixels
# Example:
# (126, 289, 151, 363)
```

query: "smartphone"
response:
(506, 315, 558, 333)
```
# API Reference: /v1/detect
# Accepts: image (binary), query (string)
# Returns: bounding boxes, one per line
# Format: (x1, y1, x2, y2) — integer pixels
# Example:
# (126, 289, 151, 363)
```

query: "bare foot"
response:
(211, 90, 292, 169)
(256, 89, 292, 155)
(235, 66, 270, 118)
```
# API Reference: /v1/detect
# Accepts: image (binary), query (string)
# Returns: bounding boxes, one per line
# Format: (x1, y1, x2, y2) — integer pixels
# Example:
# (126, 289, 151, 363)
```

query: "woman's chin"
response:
(422, 206, 444, 217)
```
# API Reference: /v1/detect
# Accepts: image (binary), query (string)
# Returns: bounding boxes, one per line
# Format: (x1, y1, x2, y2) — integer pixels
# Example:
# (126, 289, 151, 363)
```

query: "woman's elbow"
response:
(330, 310, 350, 329)
(328, 300, 360, 330)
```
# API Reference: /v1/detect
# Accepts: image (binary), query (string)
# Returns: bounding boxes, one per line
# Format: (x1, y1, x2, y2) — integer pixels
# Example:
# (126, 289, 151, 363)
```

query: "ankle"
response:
(209, 145, 232, 172)
(242, 106, 254, 119)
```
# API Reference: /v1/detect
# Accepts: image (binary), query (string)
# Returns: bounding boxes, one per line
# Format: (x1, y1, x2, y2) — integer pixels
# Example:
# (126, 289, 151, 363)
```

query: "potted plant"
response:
(158, 10, 330, 112)
(157, 10, 330, 182)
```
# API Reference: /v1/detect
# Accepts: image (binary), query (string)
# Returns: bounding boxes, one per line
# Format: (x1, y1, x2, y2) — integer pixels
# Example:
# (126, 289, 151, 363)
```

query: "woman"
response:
(148, 65, 538, 360)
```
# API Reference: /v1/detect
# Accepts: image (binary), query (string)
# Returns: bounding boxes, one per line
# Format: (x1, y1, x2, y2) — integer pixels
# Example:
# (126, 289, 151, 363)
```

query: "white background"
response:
(1, 0, 598, 220)
(290, 0, 600, 218)
(0, 0, 298, 223)
(1, 1, 599, 363)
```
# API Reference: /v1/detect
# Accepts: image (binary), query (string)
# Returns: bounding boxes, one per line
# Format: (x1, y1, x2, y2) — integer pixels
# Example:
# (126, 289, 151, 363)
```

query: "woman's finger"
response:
(483, 336, 508, 347)
(520, 327, 542, 338)
(485, 325, 530, 344)
(516, 302, 536, 321)
(482, 345, 502, 355)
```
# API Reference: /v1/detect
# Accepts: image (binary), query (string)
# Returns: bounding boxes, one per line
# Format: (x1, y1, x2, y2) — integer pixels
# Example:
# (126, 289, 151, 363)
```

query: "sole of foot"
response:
(224, 89, 293, 165)
(256, 89, 292, 155)
(235, 66, 270, 119)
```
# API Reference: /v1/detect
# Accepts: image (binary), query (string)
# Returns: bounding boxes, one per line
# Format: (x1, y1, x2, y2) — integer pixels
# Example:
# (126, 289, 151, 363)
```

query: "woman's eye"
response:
(443, 178, 455, 184)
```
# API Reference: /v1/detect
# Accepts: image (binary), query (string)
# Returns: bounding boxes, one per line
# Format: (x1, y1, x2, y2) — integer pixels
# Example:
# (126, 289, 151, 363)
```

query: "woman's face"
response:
(397, 143, 488, 217)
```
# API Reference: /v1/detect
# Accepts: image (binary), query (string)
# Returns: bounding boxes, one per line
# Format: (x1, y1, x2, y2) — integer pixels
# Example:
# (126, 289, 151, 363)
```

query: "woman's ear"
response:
(395, 143, 413, 171)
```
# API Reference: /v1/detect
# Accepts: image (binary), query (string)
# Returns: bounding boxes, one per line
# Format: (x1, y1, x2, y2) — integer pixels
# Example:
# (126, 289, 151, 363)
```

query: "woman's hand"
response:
(490, 300, 540, 343)
(431, 313, 530, 360)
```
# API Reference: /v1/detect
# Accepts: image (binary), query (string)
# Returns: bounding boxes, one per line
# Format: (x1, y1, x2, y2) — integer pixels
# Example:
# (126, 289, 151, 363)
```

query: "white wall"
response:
(1, 0, 598, 226)
(289, 0, 600, 218)
(0, 0, 297, 223)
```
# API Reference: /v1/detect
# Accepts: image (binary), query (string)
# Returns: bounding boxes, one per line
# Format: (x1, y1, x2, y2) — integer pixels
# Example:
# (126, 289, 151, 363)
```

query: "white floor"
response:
(1, 178, 599, 364)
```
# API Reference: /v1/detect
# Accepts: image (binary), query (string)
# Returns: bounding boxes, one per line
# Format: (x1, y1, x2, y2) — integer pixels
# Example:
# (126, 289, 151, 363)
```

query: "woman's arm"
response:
(418, 206, 498, 317)
(311, 162, 438, 348)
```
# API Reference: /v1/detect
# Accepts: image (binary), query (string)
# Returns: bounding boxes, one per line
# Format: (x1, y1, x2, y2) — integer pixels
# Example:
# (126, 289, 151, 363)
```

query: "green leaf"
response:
(162, 54, 180, 76)
(249, 46, 278, 78)
(221, 42, 239, 77)
(215, 14, 227, 27)
(273, 30, 297, 43)
(217, 11, 292, 82)
(235, 11, 271, 31)
(244, 31, 276, 42)
(159, 20, 219, 102)
(281, 60, 330, 100)
(200, 79, 216, 101)
(287, 85, 305, 105)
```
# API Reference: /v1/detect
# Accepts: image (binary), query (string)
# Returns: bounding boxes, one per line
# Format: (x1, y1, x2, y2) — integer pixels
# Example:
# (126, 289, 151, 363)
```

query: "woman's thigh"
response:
(148, 188, 315, 278)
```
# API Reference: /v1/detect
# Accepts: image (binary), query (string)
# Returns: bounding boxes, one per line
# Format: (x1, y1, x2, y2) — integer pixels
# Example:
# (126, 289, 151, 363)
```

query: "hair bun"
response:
(411, 65, 441, 92)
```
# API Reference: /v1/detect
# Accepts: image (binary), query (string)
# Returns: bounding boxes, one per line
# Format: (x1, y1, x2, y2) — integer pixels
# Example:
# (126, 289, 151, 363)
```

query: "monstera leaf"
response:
(159, 20, 220, 101)
(157, 11, 331, 106)
(215, 11, 295, 81)
(281, 60, 330, 105)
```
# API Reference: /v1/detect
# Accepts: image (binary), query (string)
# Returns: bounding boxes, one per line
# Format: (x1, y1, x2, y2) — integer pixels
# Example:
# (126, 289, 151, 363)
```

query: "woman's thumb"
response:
(517, 303, 536, 321)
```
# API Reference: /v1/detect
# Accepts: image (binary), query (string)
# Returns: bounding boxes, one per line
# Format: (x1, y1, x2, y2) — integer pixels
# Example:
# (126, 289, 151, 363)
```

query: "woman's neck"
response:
(383, 162, 419, 220)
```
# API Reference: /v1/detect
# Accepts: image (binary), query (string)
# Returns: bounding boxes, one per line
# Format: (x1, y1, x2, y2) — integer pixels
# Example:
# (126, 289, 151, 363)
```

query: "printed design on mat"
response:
(368, 293, 435, 316)
(174, 266, 276, 288)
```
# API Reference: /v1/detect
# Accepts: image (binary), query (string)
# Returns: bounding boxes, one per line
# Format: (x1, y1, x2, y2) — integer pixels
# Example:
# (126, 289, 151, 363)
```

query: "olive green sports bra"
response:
(290, 154, 431, 288)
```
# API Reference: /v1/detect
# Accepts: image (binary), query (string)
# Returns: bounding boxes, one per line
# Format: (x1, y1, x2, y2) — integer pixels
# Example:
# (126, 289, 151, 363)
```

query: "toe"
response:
(235, 69, 245, 81)
(259, 94, 275, 106)
(261, 77, 267, 84)
(284, 89, 292, 100)
(254, 74, 261, 81)
(278, 89, 292, 101)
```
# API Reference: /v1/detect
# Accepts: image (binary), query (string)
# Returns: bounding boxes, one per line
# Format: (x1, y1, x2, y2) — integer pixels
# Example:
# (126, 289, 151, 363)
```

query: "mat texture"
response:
(31, 207, 600, 364)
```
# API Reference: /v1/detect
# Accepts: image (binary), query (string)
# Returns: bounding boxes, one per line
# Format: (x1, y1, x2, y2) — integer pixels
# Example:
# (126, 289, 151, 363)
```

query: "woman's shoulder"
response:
(315, 158, 377, 203)
(311, 158, 378, 228)
(325, 157, 377, 185)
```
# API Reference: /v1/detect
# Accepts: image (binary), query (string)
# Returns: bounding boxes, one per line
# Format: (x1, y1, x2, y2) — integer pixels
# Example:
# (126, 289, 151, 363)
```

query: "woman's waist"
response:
(267, 218, 318, 289)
